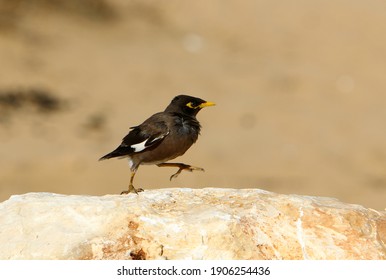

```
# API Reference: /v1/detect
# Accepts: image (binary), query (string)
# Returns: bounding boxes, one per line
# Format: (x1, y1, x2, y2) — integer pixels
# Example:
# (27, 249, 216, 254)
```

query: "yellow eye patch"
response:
(186, 101, 216, 109)
(186, 102, 197, 109)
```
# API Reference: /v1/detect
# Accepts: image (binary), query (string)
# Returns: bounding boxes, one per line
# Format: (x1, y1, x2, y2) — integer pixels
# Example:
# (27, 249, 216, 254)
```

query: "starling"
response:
(99, 95, 215, 194)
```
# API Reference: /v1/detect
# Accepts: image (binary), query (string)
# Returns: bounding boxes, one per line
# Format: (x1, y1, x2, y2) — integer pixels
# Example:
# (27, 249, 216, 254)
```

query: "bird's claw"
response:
(121, 184, 144, 195)
(169, 166, 205, 181)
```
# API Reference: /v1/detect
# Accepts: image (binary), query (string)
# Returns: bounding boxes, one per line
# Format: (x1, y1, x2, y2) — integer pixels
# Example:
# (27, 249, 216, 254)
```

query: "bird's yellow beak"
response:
(199, 101, 216, 108)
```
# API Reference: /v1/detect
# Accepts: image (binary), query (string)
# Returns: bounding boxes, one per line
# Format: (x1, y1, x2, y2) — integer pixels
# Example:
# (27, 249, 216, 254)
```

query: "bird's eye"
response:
(186, 102, 197, 109)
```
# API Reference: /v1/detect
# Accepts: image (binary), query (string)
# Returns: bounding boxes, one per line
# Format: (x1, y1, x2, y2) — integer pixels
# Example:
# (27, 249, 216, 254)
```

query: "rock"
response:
(0, 188, 385, 260)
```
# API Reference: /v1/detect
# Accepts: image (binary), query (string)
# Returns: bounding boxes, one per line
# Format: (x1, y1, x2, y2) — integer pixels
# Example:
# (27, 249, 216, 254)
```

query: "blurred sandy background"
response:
(0, 0, 385, 210)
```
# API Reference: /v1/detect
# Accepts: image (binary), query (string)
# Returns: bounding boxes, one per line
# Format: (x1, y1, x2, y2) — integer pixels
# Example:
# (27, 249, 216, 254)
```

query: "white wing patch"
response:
(130, 131, 169, 153)
(130, 139, 148, 152)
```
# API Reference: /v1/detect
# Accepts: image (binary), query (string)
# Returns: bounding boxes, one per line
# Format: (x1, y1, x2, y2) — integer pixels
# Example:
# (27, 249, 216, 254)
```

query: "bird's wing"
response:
(100, 113, 170, 160)
(123, 120, 170, 153)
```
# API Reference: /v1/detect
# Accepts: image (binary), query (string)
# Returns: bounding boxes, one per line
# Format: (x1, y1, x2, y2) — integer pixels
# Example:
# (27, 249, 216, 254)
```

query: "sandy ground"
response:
(1, 0, 386, 210)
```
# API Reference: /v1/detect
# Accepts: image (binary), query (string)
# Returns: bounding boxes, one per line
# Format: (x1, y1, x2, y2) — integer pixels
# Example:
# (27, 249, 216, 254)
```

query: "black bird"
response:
(99, 95, 215, 194)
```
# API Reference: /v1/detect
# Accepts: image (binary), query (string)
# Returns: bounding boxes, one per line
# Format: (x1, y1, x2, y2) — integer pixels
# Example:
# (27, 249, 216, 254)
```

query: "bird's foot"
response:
(121, 184, 144, 195)
(157, 162, 205, 180)
(169, 164, 205, 181)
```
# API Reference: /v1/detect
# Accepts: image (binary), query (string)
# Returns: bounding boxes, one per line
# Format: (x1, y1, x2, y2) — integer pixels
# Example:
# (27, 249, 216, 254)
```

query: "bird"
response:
(99, 95, 215, 194)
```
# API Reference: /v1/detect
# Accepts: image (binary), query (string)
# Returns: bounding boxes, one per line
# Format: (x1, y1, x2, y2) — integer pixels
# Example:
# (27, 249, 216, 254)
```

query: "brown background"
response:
(1, 0, 385, 210)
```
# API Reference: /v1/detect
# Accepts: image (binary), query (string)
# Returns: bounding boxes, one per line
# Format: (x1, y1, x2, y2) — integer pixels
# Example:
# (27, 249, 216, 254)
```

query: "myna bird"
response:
(99, 95, 215, 194)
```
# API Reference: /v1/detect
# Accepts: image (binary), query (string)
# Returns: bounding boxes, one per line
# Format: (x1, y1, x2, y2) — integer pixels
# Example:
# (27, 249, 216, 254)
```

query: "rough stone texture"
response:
(0, 188, 385, 260)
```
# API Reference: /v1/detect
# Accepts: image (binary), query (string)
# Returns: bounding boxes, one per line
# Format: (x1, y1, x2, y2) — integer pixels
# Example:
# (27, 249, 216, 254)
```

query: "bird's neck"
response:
(172, 112, 201, 132)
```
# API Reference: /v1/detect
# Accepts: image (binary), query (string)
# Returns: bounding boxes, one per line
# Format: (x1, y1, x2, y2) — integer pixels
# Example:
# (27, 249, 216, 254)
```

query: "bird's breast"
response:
(132, 116, 200, 165)
(173, 115, 201, 137)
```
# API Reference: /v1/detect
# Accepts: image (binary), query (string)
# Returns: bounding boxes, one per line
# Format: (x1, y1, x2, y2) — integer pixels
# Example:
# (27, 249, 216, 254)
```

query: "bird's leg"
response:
(121, 170, 144, 195)
(157, 162, 205, 181)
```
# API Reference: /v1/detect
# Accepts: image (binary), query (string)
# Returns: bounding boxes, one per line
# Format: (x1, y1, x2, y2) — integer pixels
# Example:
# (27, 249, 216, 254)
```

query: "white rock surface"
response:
(0, 188, 385, 260)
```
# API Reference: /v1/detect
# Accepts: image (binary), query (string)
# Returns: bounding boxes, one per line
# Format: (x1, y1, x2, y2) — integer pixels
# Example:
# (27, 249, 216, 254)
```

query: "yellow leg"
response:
(121, 170, 144, 195)
(157, 162, 205, 181)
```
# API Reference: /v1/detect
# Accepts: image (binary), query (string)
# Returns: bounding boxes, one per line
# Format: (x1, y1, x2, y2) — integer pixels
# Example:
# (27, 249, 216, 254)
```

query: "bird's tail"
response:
(99, 146, 130, 161)
(99, 154, 112, 161)
(99, 151, 120, 161)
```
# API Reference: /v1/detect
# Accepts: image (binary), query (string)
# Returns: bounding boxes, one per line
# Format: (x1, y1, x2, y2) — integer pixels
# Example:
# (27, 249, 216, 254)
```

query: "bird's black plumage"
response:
(99, 95, 215, 194)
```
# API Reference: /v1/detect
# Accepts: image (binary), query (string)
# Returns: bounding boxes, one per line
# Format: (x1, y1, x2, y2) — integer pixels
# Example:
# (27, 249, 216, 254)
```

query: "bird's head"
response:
(165, 95, 215, 116)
